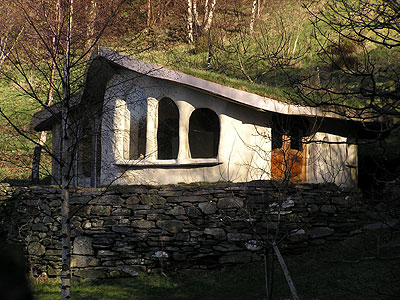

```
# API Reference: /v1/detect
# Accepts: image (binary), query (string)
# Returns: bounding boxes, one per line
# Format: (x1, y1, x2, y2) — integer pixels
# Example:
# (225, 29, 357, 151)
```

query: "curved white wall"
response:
(99, 69, 271, 185)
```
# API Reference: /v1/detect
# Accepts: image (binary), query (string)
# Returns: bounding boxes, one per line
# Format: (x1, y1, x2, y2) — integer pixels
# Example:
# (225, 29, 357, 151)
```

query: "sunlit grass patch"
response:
(0, 79, 51, 182)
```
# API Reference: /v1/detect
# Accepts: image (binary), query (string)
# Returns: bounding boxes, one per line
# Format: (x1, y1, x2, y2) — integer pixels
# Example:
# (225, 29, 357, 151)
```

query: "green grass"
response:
(0, 79, 34, 181)
(116, 0, 315, 102)
(134, 43, 289, 98)
(33, 230, 400, 300)
(0, 78, 52, 182)
(1, 0, 399, 183)
(121, 0, 399, 109)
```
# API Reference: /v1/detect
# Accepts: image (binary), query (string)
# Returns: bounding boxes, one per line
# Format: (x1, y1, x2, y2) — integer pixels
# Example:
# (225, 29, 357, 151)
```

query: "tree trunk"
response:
(193, 0, 201, 27)
(203, 0, 209, 25)
(146, 0, 152, 27)
(60, 1, 73, 299)
(60, 182, 71, 300)
(249, 0, 257, 33)
(273, 242, 300, 300)
(0, 26, 23, 69)
(186, 0, 194, 43)
(203, 0, 216, 32)
(86, 0, 98, 48)
(31, 0, 61, 183)
(264, 247, 274, 300)
(257, 0, 262, 17)
(31, 58, 57, 183)
(60, 105, 72, 300)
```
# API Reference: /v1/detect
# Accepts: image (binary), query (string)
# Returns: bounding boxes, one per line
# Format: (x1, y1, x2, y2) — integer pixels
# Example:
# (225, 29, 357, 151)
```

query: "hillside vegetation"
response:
(0, 0, 398, 182)
(0, 79, 51, 182)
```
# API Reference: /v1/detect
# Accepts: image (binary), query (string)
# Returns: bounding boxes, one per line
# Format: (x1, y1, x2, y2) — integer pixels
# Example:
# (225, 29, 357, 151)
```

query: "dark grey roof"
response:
(33, 47, 360, 131)
(96, 47, 347, 119)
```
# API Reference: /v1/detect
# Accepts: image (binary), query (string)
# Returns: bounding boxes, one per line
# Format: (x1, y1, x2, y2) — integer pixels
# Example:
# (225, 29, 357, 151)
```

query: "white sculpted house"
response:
(33, 48, 361, 187)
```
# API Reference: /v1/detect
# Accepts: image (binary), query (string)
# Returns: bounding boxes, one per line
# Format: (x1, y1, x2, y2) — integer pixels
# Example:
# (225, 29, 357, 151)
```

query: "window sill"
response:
(114, 158, 222, 169)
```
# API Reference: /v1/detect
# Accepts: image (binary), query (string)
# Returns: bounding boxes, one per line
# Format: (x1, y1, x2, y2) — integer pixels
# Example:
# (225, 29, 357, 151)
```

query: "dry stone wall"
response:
(0, 181, 368, 279)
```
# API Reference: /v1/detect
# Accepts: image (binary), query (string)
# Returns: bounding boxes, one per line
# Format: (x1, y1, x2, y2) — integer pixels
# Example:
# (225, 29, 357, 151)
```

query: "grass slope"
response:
(0, 79, 51, 183)
(0, 0, 398, 182)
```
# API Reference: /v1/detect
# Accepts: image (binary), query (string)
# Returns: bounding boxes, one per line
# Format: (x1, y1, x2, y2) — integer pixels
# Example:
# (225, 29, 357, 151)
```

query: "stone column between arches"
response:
(145, 97, 158, 161)
(176, 100, 194, 163)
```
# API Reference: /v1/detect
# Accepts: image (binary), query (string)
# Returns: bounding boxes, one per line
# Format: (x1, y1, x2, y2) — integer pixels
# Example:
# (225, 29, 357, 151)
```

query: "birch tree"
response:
(249, 0, 265, 34)
(146, 0, 151, 27)
(202, 0, 217, 32)
(60, 3, 74, 296)
(249, 0, 258, 33)
(186, 0, 218, 42)
(0, 3, 23, 71)
(187, 0, 194, 43)
(31, 0, 62, 184)
(145, 0, 173, 29)
(0, 0, 126, 298)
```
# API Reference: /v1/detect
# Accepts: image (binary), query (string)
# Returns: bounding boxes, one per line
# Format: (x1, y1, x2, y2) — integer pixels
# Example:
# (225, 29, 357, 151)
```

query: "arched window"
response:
(78, 118, 101, 184)
(189, 108, 219, 158)
(157, 98, 179, 159)
(79, 121, 94, 178)
(122, 87, 147, 160)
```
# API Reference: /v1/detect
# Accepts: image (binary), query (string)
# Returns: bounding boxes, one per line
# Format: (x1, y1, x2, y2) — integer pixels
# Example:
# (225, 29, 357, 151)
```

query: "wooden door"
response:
(271, 135, 307, 182)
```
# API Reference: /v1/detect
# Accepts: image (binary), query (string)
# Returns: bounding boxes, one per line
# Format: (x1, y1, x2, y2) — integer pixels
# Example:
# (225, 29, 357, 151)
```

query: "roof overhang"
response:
(94, 47, 353, 119)
(32, 94, 81, 131)
(32, 47, 375, 132)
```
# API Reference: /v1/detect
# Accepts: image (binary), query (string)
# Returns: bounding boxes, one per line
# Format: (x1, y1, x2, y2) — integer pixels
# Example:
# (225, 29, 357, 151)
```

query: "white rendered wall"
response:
(69, 68, 359, 187)
(99, 70, 271, 185)
(307, 132, 357, 187)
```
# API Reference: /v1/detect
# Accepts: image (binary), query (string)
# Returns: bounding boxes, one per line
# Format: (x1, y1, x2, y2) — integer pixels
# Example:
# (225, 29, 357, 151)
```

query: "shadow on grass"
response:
(71, 266, 266, 300)
(33, 265, 267, 300)
(34, 229, 400, 300)
(33, 258, 400, 300)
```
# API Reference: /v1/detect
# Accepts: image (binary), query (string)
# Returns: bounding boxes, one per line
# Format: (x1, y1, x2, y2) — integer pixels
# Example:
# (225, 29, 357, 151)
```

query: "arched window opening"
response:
(157, 98, 179, 159)
(189, 108, 220, 158)
(78, 117, 101, 185)
(124, 87, 147, 160)
(79, 121, 93, 178)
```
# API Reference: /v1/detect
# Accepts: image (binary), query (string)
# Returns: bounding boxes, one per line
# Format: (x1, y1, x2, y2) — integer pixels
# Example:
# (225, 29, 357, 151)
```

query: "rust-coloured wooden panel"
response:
(271, 136, 307, 182)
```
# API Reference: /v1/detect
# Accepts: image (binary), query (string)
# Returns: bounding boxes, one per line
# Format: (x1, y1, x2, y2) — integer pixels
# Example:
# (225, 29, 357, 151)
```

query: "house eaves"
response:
(95, 47, 355, 120)
(32, 47, 365, 132)
(32, 93, 82, 131)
